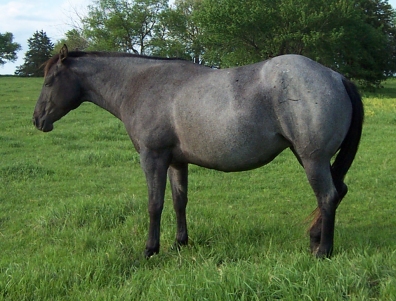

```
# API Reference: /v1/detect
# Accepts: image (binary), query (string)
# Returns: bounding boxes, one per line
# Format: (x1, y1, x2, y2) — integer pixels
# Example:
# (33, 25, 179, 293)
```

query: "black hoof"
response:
(144, 246, 159, 258)
(172, 239, 188, 251)
(313, 246, 333, 259)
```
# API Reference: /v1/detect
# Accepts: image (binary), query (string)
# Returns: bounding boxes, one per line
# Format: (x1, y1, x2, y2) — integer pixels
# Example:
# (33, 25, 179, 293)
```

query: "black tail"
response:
(332, 78, 364, 183)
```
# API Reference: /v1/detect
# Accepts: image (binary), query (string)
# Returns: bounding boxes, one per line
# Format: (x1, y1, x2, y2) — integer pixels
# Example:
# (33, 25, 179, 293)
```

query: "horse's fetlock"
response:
(176, 236, 188, 246)
(314, 245, 333, 259)
(145, 245, 160, 258)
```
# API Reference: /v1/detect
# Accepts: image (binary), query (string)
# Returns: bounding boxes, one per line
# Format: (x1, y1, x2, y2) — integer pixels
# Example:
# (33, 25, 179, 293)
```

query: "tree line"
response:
(2, 0, 396, 88)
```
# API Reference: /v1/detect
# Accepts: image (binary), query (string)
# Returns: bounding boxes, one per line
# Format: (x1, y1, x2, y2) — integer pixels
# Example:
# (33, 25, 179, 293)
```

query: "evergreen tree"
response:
(15, 30, 54, 77)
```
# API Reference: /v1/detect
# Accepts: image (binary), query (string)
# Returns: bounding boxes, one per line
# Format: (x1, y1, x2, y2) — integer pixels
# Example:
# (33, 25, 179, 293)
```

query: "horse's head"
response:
(33, 45, 83, 132)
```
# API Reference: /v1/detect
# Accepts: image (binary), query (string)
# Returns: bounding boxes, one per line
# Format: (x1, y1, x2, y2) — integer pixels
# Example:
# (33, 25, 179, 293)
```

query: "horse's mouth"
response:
(41, 122, 54, 132)
(33, 116, 53, 132)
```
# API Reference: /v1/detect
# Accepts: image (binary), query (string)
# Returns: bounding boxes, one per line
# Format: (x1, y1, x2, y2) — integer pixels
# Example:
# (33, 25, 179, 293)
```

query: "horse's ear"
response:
(59, 44, 69, 63)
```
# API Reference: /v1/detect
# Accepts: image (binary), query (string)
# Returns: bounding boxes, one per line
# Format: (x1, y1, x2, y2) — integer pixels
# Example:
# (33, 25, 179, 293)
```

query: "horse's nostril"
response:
(32, 115, 41, 129)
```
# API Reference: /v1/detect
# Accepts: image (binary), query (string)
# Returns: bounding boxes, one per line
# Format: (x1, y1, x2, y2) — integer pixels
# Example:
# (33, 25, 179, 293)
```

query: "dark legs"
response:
(140, 148, 171, 257)
(304, 159, 343, 258)
(168, 163, 189, 248)
(140, 144, 345, 258)
(140, 148, 189, 257)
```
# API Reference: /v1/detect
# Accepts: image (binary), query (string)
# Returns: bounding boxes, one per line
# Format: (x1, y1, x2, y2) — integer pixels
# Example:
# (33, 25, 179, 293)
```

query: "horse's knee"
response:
(148, 202, 164, 218)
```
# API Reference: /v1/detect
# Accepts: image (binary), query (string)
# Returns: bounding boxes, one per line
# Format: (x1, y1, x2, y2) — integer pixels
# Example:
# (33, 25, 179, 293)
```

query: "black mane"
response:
(43, 50, 184, 76)
(66, 51, 183, 61)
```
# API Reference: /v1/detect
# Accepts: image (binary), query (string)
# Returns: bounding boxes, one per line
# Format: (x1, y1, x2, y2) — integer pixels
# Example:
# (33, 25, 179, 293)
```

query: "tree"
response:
(353, 0, 396, 86)
(150, 0, 205, 62)
(15, 30, 54, 77)
(0, 32, 21, 65)
(64, 0, 395, 87)
(53, 29, 90, 53)
(82, 0, 168, 54)
(196, 0, 396, 88)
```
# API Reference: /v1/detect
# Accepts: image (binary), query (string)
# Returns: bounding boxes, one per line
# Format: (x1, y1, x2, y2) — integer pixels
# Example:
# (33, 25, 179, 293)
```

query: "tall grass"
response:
(0, 76, 395, 300)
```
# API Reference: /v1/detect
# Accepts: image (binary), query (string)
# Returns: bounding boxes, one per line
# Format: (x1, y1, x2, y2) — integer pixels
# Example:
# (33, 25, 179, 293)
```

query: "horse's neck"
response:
(75, 58, 139, 120)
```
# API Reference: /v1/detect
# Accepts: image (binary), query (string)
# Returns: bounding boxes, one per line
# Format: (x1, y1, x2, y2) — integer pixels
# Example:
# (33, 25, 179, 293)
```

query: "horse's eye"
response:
(44, 75, 54, 87)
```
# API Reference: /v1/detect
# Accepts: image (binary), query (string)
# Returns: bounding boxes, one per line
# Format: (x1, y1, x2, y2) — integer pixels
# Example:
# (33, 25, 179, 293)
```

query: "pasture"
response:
(0, 76, 395, 300)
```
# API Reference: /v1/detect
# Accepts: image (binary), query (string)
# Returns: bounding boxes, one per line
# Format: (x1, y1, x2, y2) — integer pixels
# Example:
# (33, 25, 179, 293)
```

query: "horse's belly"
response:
(174, 133, 290, 172)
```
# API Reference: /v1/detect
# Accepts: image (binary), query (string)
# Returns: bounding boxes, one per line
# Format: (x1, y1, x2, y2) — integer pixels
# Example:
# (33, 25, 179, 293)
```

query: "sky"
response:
(1, 0, 396, 75)
(0, 0, 91, 74)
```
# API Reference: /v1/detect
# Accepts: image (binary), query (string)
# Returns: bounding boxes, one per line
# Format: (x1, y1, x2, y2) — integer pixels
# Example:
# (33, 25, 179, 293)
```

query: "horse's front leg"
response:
(140, 148, 171, 258)
(168, 163, 189, 248)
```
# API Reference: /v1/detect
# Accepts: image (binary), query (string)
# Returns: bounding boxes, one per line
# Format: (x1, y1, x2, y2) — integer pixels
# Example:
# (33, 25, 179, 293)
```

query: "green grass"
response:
(0, 76, 395, 300)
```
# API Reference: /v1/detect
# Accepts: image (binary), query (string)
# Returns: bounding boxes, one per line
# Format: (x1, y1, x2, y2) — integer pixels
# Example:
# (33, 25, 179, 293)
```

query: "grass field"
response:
(0, 76, 395, 300)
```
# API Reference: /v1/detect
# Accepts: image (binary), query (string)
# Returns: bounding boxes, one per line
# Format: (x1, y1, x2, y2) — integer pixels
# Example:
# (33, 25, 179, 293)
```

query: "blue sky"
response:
(0, 0, 91, 74)
(1, 0, 396, 75)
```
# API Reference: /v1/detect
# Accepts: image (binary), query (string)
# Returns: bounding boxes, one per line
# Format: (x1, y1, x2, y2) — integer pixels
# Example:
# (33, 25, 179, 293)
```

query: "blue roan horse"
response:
(33, 45, 364, 258)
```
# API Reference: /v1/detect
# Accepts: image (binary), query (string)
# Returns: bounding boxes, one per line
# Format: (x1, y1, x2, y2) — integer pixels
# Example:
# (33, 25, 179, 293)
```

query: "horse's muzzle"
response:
(33, 115, 53, 132)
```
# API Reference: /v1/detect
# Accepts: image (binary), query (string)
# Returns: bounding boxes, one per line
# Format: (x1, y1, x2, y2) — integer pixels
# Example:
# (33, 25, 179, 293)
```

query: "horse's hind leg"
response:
(168, 163, 189, 248)
(303, 159, 340, 258)
(308, 169, 349, 256)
